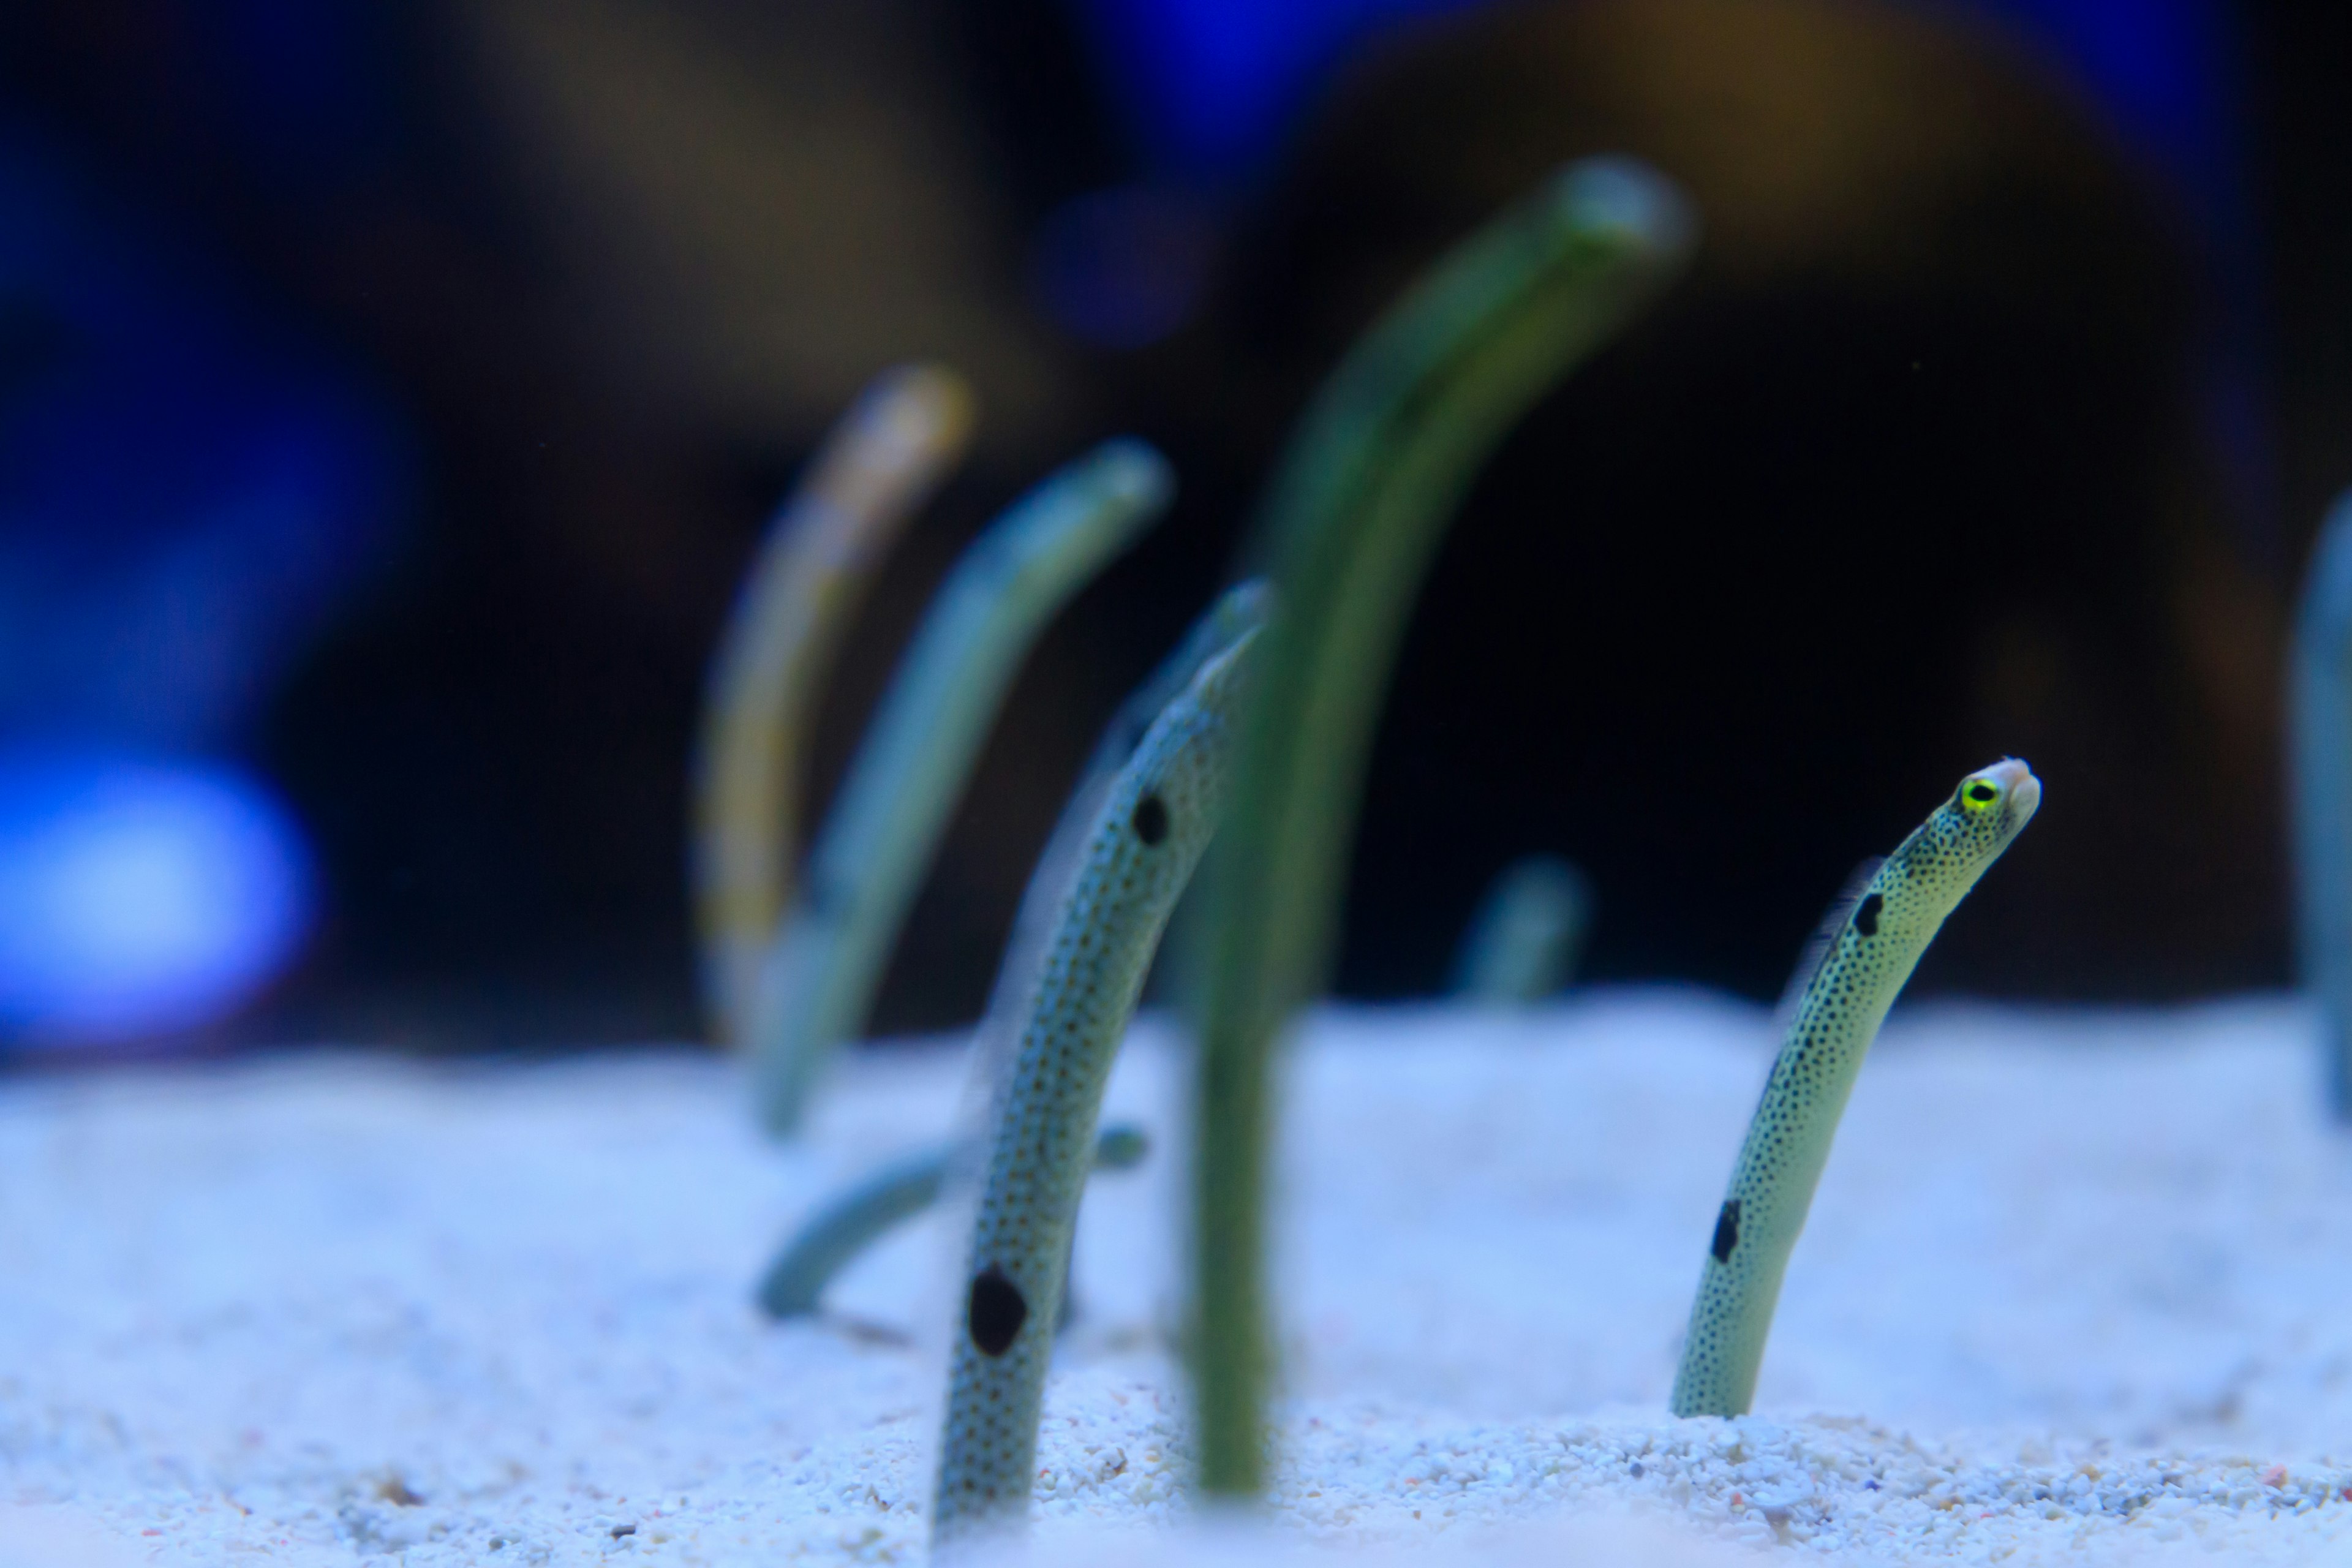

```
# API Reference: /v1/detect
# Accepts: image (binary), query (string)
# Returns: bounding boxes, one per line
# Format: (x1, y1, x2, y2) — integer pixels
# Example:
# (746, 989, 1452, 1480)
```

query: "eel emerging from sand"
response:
(2291, 491, 2352, 1120)
(930, 622, 1259, 1551)
(753, 1123, 1147, 1321)
(1671, 759, 2041, 1419)
(1186, 155, 1694, 1494)
(750, 440, 1171, 1135)
(692, 366, 974, 1052)
(756, 584, 1267, 1333)
(1450, 854, 1591, 1004)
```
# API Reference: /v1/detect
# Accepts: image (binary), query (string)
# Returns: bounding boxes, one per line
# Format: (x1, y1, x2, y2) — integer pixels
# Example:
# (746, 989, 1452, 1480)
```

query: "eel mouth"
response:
(1972, 757, 2041, 828)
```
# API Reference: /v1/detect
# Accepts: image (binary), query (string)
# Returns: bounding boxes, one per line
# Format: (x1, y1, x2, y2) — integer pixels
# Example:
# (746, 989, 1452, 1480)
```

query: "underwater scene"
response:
(5, 2, 2352, 1563)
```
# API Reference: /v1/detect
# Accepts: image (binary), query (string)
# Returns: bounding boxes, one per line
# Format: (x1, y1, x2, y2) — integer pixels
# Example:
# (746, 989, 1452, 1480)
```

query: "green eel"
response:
(693, 365, 974, 1053)
(1188, 156, 1694, 1496)
(751, 439, 1172, 1136)
(1671, 758, 2041, 1419)
(932, 624, 1259, 1551)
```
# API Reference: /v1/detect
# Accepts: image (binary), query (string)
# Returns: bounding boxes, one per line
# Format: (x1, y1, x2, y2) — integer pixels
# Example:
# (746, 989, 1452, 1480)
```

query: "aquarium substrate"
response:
(4, 993, 2351, 1566)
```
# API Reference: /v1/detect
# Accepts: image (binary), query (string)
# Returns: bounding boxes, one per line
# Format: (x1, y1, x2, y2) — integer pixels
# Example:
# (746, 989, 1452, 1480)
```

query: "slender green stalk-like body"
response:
(755, 1123, 1147, 1320)
(2292, 492, 2352, 1120)
(1449, 854, 1591, 1004)
(693, 366, 975, 1052)
(1671, 760, 2041, 1419)
(752, 440, 1173, 1135)
(932, 628, 1257, 1552)
(1188, 157, 1694, 1496)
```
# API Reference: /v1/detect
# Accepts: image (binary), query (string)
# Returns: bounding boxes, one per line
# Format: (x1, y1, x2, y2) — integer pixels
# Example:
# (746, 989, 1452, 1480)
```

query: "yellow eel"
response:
(692, 366, 974, 1052)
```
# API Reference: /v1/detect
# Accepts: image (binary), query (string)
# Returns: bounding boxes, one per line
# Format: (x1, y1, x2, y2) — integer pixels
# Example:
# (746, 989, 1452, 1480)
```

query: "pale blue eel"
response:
(751, 440, 1171, 1135)
(1671, 759, 2041, 1419)
(755, 1123, 1147, 1321)
(2292, 491, 2352, 1120)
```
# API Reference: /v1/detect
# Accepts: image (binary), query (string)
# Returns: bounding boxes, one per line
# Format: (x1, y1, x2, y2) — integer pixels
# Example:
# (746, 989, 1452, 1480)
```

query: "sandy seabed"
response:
(4, 992, 2352, 1566)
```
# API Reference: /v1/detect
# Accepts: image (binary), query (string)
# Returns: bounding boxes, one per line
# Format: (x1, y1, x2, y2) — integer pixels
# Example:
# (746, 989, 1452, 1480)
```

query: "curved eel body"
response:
(2291, 492, 2352, 1120)
(693, 366, 974, 1051)
(1188, 156, 1694, 1494)
(752, 440, 1172, 1135)
(931, 626, 1258, 1551)
(755, 1123, 1146, 1320)
(1671, 759, 2041, 1419)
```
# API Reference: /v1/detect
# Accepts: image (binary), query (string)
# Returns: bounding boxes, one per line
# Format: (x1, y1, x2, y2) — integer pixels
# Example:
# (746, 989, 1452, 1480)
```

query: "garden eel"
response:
(931, 625, 1259, 1552)
(755, 1123, 1146, 1320)
(758, 587, 1267, 1327)
(1187, 156, 1694, 1496)
(692, 365, 974, 1052)
(1450, 854, 1591, 1004)
(2291, 491, 2352, 1120)
(752, 440, 1172, 1136)
(757, 576, 1270, 1316)
(1670, 759, 2041, 1419)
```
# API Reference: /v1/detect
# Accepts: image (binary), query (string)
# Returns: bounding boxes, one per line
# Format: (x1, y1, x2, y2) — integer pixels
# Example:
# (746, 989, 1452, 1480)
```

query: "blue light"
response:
(0, 752, 314, 1048)
(1072, 0, 1487, 181)
(1072, 0, 2241, 241)
(1936, 0, 2241, 235)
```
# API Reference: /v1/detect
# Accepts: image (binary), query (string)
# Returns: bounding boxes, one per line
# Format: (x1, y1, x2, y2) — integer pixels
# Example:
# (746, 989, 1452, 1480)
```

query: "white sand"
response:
(4, 992, 2351, 1565)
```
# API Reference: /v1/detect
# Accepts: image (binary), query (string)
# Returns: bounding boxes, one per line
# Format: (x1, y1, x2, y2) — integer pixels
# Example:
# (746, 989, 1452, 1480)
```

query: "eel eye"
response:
(1959, 778, 2001, 815)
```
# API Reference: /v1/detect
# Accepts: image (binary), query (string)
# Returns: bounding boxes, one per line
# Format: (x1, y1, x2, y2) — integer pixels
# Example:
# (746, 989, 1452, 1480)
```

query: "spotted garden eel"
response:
(1188, 156, 1694, 1495)
(761, 583, 1264, 1318)
(1670, 759, 2041, 1419)
(755, 1123, 1146, 1320)
(693, 365, 974, 1052)
(2291, 491, 2352, 1120)
(752, 440, 1172, 1135)
(759, 588, 1265, 1326)
(931, 625, 1259, 1551)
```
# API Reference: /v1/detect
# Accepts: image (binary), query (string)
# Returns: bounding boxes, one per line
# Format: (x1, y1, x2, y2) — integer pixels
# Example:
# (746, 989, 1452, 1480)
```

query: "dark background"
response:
(4, 0, 2350, 1050)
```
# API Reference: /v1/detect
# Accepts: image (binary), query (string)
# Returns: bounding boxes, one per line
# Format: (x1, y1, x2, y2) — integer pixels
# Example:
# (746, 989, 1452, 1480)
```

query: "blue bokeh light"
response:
(1070, 0, 1485, 182)
(0, 131, 409, 750)
(1069, 0, 2239, 232)
(0, 752, 315, 1048)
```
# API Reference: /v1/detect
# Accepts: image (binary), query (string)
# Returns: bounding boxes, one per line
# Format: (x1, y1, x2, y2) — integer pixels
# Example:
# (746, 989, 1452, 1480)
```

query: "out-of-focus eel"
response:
(1187, 156, 1694, 1496)
(2291, 492, 2352, 1121)
(693, 366, 974, 1052)
(753, 1123, 1147, 1321)
(1450, 854, 1591, 1005)
(751, 440, 1171, 1136)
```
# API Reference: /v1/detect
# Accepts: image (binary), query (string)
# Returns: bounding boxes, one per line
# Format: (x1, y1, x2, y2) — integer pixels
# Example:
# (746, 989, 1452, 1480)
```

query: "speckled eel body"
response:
(1671, 759, 2041, 1420)
(930, 624, 1258, 1551)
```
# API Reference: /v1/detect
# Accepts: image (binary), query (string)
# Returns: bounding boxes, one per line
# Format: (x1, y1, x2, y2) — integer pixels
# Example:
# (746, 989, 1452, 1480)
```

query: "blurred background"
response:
(0, 0, 2346, 1054)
